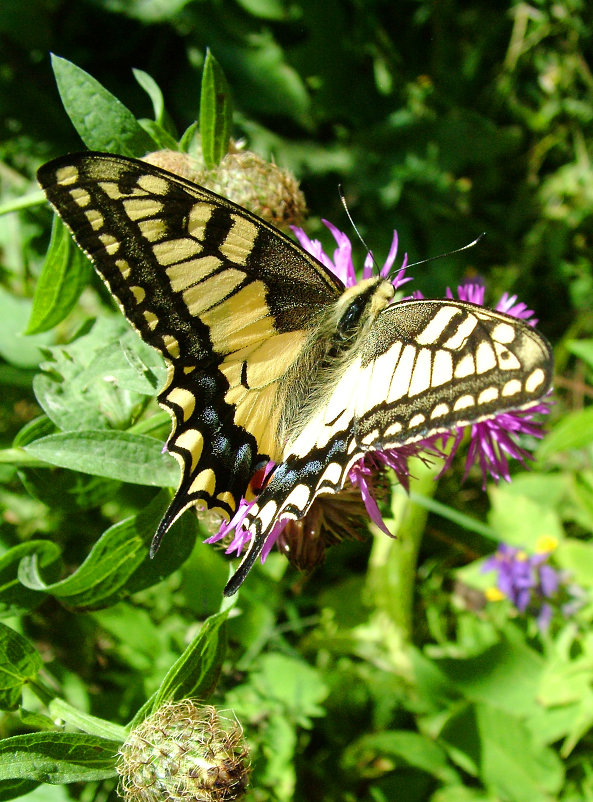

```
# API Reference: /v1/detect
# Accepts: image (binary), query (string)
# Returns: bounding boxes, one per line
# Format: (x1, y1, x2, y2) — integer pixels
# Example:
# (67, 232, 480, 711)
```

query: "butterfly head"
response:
(333, 278, 394, 342)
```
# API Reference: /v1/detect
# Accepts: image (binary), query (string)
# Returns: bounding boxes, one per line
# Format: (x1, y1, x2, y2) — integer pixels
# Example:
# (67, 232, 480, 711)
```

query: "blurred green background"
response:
(1, 1, 593, 801)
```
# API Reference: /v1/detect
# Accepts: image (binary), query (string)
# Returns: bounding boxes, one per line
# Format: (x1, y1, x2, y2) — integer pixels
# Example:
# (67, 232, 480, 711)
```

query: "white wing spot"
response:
(130, 285, 145, 304)
(502, 379, 522, 397)
(285, 484, 311, 513)
(163, 334, 180, 359)
(123, 197, 164, 221)
(167, 387, 196, 422)
(409, 413, 426, 428)
(70, 187, 90, 206)
(143, 310, 159, 330)
(116, 259, 131, 279)
(137, 174, 170, 195)
(478, 387, 499, 405)
(98, 233, 120, 255)
(175, 428, 204, 471)
(84, 208, 104, 231)
(431, 403, 450, 419)
(385, 421, 403, 437)
(525, 368, 546, 394)
(361, 429, 379, 446)
(476, 341, 497, 373)
(492, 322, 516, 344)
(257, 500, 279, 534)
(453, 395, 475, 411)
(494, 342, 521, 370)
(153, 238, 203, 265)
(138, 218, 168, 242)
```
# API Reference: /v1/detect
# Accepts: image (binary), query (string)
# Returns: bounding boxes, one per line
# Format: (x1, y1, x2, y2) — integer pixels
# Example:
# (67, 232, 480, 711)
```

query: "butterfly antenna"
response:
(338, 186, 379, 273)
(405, 232, 486, 270)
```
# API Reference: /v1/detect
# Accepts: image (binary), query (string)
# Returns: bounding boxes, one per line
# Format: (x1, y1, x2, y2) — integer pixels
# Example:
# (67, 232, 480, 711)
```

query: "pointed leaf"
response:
(26, 217, 90, 335)
(18, 492, 196, 610)
(0, 624, 42, 710)
(22, 430, 178, 487)
(0, 732, 119, 784)
(200, 50, 232, 168)
(152, 608, 230, 710)
(51, 54, 155, 155)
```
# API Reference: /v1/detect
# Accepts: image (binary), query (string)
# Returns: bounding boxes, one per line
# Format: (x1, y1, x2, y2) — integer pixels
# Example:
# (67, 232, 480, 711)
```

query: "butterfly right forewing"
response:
(222, 298, 553, 595)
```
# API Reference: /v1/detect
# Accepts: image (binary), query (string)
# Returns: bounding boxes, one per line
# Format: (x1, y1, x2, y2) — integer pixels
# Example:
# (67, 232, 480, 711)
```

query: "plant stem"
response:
(365, 458, 439, 643)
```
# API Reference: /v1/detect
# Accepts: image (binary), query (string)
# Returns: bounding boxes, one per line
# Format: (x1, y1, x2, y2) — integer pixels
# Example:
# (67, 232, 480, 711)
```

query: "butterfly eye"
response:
(337, 294, 368, 340)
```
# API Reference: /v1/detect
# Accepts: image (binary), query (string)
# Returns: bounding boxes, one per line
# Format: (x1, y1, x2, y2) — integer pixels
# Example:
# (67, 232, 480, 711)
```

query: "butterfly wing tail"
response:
(223, 529, 268, 596)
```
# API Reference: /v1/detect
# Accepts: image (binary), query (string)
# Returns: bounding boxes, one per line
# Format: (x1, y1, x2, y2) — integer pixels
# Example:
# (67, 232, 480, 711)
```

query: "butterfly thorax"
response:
(278, 277, 395, 449)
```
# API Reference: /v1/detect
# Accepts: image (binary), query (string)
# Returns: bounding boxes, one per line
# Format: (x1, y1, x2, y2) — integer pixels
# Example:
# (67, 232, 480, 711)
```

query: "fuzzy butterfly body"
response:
(37, 153, 553, 595)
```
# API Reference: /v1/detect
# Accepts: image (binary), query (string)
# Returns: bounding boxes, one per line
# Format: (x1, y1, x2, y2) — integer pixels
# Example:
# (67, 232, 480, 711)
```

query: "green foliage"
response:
(0, 1, 592, 800)
(200, 49, 234, 168)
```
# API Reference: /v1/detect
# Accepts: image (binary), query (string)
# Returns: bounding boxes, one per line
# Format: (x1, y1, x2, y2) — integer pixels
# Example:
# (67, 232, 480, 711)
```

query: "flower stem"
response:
(365, 458, 439, 643)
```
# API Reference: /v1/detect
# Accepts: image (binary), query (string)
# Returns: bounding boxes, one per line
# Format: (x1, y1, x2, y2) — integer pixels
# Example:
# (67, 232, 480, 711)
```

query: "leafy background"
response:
(1, 0, 593, 800)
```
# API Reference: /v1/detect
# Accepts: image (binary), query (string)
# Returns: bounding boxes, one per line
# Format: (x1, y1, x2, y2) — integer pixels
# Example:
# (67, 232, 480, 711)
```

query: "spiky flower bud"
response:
(143, 142, 307, 229)
(117, 701, 250, 802)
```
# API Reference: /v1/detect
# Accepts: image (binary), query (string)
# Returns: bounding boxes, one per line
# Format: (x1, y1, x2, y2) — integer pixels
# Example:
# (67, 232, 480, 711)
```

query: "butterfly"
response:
(37, 152, 554, 596)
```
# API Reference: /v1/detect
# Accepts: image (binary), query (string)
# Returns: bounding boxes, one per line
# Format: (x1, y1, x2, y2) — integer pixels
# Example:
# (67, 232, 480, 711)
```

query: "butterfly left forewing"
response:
(223, 298, 553, 594)
(37, 152, 343, 541)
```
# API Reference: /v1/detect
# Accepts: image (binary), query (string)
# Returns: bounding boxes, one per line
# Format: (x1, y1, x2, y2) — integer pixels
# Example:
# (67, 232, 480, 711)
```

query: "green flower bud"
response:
(143, 143, 307, 230)
(117, 701, 250, 801)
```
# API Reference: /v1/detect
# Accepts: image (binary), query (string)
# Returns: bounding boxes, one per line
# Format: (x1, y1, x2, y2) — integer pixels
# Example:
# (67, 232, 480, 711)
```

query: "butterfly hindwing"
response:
(37, 152, 343, 534)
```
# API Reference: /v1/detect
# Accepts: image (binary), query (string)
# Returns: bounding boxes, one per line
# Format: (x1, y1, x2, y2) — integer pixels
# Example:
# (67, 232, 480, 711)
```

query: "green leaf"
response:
(567, 339, 593, 369)
(133, 68, 166, 124)
(51, 54, 156, 155)
(537, 407, 593, 457)
(25, 217, 90, 335)
(200, 50, 233, 168)
(22, 430, 178, 487)
(441, 702, 564, 801)
(13, 416, 56, 449)
(0, 288, 52, 370)
(137, 119, 180, 151)
(0, 541, 62, 619)
(0, 623, 42, 710)
(343, 730, 459, 784)
(48, 699, 128, 742)
(33, 319, 165, 432)
(18, 492, 196, 610)
(152, 608, 230, 711)
(0, 778, 39, 800)
(433, 632, 545, 720)
(487, 485, 565, 550)
(0, 732, 119, 784)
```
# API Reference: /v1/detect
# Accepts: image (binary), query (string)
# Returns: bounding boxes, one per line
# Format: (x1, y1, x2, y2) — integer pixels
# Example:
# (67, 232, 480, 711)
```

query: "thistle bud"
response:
(117, 701, 250, 801)
(143, 142, 307, 230)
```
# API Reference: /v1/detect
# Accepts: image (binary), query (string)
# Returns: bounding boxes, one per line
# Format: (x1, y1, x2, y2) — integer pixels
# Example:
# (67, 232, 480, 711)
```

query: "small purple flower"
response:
(482, 543, 583, 631)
